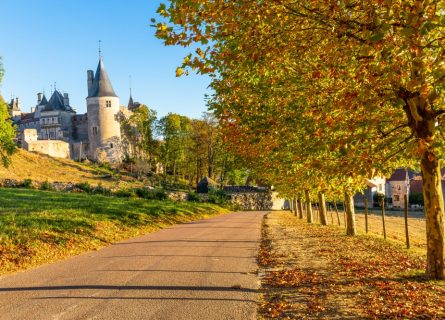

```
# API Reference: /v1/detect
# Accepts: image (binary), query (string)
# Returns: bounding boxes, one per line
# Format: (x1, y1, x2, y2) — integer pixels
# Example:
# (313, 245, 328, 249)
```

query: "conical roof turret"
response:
(88, 57, 117, 98)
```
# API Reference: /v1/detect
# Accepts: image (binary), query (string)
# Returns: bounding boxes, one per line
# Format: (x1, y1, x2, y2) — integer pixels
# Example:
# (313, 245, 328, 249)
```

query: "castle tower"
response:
(86, 57, 121, 163)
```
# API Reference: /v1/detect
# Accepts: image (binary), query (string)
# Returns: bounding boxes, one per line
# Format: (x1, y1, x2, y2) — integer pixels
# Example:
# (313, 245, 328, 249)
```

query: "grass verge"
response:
(0, 188, 227, 275)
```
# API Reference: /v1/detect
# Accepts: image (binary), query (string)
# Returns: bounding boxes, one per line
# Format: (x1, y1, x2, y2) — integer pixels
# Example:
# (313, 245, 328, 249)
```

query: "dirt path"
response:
(259, 211, 445, 319)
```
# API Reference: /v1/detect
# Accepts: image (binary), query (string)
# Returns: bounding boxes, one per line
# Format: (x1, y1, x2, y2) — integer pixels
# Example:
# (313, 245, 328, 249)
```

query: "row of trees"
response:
(118, 107, 247, 187)
(155, 1, 445, 279)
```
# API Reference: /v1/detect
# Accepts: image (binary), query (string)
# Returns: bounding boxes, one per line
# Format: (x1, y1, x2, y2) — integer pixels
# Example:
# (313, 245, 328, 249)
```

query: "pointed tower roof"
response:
(89, 58, 117, 98)
(45, 90, 72, 111)
(127, 95, 134, 109)
(39, 93, 48, 106)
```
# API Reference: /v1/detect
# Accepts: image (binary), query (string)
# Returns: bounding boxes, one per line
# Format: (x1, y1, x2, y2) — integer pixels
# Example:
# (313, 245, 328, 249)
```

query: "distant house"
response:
(386, 168, 418, 208)
(354, 177, 386, 208)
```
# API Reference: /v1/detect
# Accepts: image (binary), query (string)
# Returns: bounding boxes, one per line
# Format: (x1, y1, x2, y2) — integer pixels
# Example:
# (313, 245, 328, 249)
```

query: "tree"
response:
(0, 57, 17, 166)
(154, 1, 445, 278)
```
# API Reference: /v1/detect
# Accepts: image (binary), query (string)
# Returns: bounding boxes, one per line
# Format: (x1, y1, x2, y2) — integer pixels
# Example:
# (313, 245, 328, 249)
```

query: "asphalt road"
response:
(0, 211, 266, 320)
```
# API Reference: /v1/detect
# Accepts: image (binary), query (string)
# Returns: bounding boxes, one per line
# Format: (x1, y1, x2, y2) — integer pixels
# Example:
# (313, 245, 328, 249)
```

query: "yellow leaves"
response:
(175, 67, 184, 77)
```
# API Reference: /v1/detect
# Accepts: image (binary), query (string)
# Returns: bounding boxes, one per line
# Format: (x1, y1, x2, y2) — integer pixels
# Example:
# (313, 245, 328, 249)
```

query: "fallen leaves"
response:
(258, 212, 445, 319)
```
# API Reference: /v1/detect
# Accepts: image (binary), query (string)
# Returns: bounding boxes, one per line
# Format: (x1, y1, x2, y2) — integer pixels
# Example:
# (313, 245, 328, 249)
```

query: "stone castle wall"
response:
(23, 140, 70, 159)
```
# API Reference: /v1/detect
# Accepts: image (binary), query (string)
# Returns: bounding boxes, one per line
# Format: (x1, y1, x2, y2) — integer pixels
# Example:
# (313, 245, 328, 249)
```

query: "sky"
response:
(0, 0, 211, 119)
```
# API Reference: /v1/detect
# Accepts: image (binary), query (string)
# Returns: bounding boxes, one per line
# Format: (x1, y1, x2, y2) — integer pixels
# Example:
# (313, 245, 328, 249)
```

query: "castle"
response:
(9, 56, 138, 163)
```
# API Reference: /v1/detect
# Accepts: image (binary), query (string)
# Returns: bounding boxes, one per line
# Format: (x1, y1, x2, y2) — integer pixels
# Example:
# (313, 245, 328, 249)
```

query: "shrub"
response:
(187, 191, 200, 202)
(114, 189, 134, 198)
(20, 179, 34, 189)
(409, 192, 424, 206)
(74, 182, 92, 193)
(93, 183, 112, 196)
(207, 189, 229, 205)
(135, 187, 167, 200)
(40, 180, 54, 191)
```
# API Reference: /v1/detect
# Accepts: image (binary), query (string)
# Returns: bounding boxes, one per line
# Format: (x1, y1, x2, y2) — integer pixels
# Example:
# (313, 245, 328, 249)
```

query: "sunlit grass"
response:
(0, 188, 227, 275)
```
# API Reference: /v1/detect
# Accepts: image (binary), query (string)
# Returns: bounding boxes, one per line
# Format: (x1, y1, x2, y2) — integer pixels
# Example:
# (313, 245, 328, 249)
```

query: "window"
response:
(394, 195, 400, 201)
(92, 127, 98, 135)
(110, 143, 113, 148)
(106, 100, 111, 108)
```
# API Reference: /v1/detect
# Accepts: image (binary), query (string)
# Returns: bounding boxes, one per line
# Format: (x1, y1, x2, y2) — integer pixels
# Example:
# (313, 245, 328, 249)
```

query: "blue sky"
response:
(0, 0, 211, 119)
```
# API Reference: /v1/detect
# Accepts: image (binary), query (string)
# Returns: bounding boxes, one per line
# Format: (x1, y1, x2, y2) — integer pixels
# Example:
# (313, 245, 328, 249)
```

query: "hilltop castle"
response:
(9, 56, 138, 163)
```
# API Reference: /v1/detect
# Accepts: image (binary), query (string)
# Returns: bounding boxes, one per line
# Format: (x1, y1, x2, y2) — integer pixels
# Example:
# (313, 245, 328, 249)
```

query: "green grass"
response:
(0, 188, 227, 275)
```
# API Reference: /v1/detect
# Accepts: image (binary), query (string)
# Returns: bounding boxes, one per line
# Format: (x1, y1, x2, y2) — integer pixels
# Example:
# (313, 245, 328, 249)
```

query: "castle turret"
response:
(86, 57, 121, 163)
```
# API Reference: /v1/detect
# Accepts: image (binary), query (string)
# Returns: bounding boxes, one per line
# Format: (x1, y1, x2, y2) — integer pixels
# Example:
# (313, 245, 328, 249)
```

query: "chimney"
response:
(37, 92, 42, 103)
(63, 93, 69, 107)
(87, 70, 94, 96)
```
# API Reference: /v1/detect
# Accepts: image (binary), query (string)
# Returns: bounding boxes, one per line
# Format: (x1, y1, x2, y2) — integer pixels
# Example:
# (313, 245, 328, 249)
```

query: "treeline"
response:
(155, 1, 445, 279)
(118, 108, 247, 187)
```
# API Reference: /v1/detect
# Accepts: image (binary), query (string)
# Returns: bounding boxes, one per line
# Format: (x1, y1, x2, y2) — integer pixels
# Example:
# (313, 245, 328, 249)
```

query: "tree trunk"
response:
(421, 150, 444, 279)
(294, 198, 298, 216)
(305, 190, 313, 223)
(344, 192, 356, 236)
(318, 192, 328, 226)
(298, 199, 304, 219)
(334, 202, 341, 226)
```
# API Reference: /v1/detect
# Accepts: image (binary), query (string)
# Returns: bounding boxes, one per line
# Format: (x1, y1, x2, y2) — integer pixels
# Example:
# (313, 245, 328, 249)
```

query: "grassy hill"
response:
(0, 149, 142, 189)
(0, 188, 226, 274)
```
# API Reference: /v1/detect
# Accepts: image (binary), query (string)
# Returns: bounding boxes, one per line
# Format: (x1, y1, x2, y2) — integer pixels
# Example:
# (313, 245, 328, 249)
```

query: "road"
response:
(0, 211, 265, 320)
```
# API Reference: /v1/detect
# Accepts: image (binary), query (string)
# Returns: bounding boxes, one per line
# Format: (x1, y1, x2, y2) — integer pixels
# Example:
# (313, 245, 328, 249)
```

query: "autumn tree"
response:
(154, 0, 445, 278)
(0, 57, 17, 166)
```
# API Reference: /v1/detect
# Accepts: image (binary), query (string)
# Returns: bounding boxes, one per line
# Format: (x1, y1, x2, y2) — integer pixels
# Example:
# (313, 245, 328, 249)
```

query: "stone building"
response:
(86, 57, 122, 163)
(10, 55, 133, 164)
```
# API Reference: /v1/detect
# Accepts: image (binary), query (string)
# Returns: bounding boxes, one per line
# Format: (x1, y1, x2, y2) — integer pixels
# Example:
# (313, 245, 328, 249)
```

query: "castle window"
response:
(110, 143, 113, 148)
(92, 127, 98, 135)
(106, 100, 111, 108)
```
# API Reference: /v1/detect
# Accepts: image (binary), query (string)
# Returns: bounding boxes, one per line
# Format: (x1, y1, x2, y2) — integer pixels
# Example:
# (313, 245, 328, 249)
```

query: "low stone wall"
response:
(23, 140, 70, 159)
(227, 192, 274, 210)
(166, 191, 188, 202)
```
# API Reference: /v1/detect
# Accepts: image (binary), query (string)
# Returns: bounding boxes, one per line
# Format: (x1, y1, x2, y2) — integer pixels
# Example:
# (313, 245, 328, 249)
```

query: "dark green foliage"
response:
(93, 183, 112, 196)
(207, 188, 230, 205)
(134, 187, 167, 200)
(20, 179, 34, 189)
(187, 191, 201, 202)
(39, 180, 54, 191)
(114, 189, 135, 198)
(75, 182, 92, 193)
(409, 192, 424, 206)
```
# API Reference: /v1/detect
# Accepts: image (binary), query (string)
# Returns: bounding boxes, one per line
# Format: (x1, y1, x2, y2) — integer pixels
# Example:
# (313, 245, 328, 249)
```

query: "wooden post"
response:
(380, 197, 387, 240)
(305, 190, 313, 223)
(328, 205, 334, 225)
(364, 197, 369, 234)
(334, 202, 341, 226)
(404, 194, 410, 249)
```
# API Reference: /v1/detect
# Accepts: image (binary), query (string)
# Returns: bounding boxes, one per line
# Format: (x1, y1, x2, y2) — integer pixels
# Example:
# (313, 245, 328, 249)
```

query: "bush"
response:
(114, 189, 134, 198)
(187, 192, 200, 202)
(134, 187, 167, 200)
(75, 182, 92, 193)
(20, 179, 34, 189)
(93, 183, 112, 196)
(40, 180, 54, 191)
(409, 192, 424, 206)
(207, 189, 230, 205)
